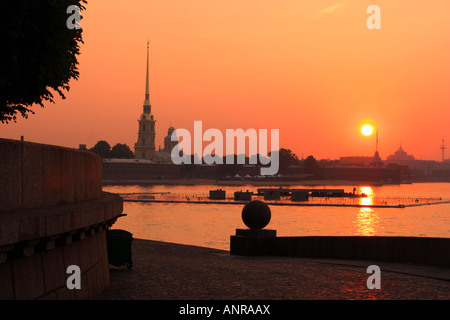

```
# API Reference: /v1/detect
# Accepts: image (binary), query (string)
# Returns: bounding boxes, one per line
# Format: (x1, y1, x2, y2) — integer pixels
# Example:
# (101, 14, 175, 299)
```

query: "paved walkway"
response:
(95, 239, 450, 300)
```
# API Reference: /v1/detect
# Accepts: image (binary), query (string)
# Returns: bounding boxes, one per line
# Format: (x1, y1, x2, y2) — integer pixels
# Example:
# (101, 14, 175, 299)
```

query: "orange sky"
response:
(1, 0, 449, 160)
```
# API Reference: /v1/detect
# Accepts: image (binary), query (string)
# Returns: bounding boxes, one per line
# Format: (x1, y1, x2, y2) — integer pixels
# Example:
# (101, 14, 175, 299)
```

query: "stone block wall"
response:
(0, 138, 102, 213)
(230, 234, 450, 267)
(0, 138, 124, 299)
(0, 230, 110, 300)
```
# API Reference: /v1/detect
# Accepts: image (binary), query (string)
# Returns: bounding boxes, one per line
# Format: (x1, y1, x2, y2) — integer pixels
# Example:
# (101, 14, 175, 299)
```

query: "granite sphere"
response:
(241, 200, 271, 229)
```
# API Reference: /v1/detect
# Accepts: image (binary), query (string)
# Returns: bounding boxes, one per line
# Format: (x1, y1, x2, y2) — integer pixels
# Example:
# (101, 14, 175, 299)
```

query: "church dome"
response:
(387, 145, 415, 161)
(165, 126, 177, 141)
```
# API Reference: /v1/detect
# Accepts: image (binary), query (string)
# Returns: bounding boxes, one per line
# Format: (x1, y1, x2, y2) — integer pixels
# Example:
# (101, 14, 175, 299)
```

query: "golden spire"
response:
(143, 40, 151, 113)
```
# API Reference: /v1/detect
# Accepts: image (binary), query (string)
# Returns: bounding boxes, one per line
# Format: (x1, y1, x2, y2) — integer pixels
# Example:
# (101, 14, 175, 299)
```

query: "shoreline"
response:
(102, 178, 450, 187)
(121, 198, 450, 208)
(121, 198, 408, 208)
(103, 179, 398, 187)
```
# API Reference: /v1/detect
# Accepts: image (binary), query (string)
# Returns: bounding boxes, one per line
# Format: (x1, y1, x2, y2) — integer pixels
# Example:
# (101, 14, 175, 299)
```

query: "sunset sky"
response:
(1, 0, 449, 160)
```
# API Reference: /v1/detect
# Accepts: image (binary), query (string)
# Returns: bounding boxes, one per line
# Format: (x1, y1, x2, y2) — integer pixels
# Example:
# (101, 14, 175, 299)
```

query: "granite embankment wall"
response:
(0, 138, 124, 299)
(230, 234, 450, 267)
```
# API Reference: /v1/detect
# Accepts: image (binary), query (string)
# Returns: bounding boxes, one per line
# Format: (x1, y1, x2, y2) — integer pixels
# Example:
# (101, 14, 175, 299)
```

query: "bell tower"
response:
(134, 41, 156, 160)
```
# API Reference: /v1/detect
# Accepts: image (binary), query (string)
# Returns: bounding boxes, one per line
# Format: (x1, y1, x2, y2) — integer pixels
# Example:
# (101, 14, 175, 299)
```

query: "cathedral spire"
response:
(375, 128, 379, 152)
(143, 40, 151, 113)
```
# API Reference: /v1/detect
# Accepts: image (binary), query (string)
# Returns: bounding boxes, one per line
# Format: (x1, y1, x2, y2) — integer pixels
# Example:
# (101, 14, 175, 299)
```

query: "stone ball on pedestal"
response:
(241, 200, 271, 230)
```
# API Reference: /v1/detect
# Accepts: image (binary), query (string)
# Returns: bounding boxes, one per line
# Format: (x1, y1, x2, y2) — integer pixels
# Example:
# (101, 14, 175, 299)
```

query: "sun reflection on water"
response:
(355, 186, 381, 236)
(359, 186, 374, 207)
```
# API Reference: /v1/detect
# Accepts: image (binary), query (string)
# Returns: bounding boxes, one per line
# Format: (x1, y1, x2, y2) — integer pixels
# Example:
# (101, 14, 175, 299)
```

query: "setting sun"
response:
(361, 125, 373, 136)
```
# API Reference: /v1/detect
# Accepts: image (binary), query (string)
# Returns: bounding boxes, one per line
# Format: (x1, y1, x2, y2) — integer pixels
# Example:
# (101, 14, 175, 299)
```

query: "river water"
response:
(103, 182, 450, 251)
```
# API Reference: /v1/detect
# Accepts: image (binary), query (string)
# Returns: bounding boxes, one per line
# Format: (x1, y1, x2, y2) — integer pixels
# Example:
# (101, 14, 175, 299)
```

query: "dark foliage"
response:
(0, 1, 87, 123)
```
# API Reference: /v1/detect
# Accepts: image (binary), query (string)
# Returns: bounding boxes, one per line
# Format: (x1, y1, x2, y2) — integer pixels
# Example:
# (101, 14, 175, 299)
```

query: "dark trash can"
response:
(106, 229, 133, 269)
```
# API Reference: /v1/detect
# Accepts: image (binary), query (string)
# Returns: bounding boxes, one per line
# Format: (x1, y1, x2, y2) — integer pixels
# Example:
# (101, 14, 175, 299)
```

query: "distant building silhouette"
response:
(340, 129, 384, 167)
(384, 144, 434, 176)
(371, 150, 383, 167)
(164, 126, 178, 154)
(155, 126, 179, 163)
(386, 145, 415, 161)
(370, 128, 383, 167)
(339, 156, 373, 166)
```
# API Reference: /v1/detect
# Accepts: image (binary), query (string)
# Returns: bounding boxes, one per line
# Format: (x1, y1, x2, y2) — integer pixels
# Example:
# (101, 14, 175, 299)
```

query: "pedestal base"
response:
(235, 229, 276, 238)
(230, 229, 277, 256)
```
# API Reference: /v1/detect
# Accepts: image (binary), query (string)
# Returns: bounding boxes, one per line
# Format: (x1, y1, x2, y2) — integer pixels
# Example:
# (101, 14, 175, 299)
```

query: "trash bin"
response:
(106, 229, 133, 269)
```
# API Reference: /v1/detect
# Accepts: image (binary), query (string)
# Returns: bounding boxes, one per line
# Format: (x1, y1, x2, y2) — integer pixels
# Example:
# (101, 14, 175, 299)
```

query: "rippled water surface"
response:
(103, 183, 450, 250)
